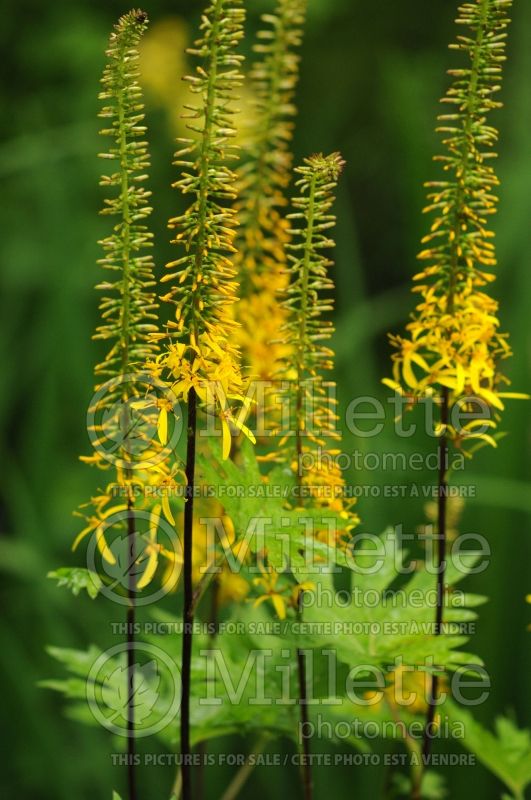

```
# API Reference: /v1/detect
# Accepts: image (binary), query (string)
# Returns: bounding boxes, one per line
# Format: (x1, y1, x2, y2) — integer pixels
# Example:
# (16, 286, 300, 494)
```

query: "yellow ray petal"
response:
(137, 547, 159, 590)
(221, 417, 232, 460)
(162, 494, 175, 526)
(95, 524, 117, 565)
(271, 594, 287, 620)
(381, 378, 403, 394)
(72, 524, 95, 552)
(157, 407, 168, 445)
(101, 503, 128, 520)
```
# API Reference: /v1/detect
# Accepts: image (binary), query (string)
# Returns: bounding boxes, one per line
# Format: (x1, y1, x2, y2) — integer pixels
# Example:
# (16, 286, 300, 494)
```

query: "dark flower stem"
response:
(297, 593, 313, 800)
(195, 578, 220, 800)
(181, 386, 198, 800)
(422, 386, 449, 761)
(127, 496, 137, 800)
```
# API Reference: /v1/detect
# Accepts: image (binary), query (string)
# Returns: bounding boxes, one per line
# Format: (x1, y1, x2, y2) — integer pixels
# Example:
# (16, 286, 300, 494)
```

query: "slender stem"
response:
(179, 11, 223, 791)
(126, 496, 137, 800)
(181, 386, 198, 800)
(292, 174, 317, 800)
(190, 0, 222, 329)
(171, 767, 182, 800)
(220, 735, 269, 800)
(296, 592, 313, 800)
(422, 386, 449, 767)
(447, 0, 489, 308)
(413, 4, 492, 795)
(195, 580, 220, 800)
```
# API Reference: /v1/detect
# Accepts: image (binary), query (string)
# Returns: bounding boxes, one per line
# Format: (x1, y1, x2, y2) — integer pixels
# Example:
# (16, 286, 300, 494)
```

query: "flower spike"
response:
(95, 9, 159, 387)
(385, 0, 526, 447)
(275, 152, 358, 535)
(233, 0, 307, 380)
(154, 0, 253, 452)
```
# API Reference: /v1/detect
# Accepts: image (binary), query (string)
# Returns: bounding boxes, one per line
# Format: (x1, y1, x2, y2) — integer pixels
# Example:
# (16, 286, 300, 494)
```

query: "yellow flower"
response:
(365, 667, 444, 718)
(384, 1, 527, 444)
(291, 581, 316, 605)
(152, 335, 256, 459)
(136, 504, 183, 591)
(72, 494, 128, 565)
(252, 563, 291, 620)
(217, 571, 250, 606)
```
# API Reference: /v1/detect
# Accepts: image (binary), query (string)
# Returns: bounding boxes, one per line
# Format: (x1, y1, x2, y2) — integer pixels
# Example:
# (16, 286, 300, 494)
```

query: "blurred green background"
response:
(0, 0, 529, 797)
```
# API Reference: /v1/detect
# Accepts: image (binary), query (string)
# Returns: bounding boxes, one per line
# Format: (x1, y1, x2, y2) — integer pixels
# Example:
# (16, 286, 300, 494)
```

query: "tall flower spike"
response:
(96, 9, 159, 389)
(78, 9, 180, 587)
(154, 0, 253, 458)
(273, 153, 356, 800)
(385, 0, 526, 448)
(275, 153, 359, 535)
(233, 0, 306, 380)
(152, 4, 248, 798)
(381, 0, 524, 771)
(78, 9, 165, 556)
(77, 13, 165, 800)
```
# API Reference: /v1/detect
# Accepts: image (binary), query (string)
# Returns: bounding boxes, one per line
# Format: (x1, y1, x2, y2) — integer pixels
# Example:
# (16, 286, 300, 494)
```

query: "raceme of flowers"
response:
(76, 11, 177, 575)
(151, 0, 255, 457)
(272, 153, 360, 545)
(384, 0, 526, 449)
(232, 0, 306, 382)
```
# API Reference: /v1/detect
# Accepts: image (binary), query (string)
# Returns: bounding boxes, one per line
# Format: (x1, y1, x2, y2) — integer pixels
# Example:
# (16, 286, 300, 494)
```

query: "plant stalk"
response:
(181, 386, 198, 800)
(422, 386, 449, 764)
(220, 735, 269, 800)
(195, 579, 219, 800)
(127, 495, 137, 800)
(297, 592, 313, 800)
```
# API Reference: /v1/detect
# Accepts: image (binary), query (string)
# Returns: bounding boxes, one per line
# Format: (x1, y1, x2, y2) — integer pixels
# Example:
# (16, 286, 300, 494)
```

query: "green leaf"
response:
(47, 567, 103, 599)
(112, 792, 122, 800)
(446, 700, 531, 797)
(45, 644, 103, 677)
(297, 527, 484, 672)
(101, 661, 160, 725)
(197, 438, 350, 580)
(43, 644, 176, 738)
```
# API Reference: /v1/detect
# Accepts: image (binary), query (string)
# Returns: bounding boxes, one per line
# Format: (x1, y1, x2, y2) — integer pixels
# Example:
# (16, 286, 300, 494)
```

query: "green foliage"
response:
(197, 437, 350, 579)
(42, 644, 175, 736)
(43, 520, 485, 751)
(296, 527, 485, 672)
(447, 701, 531, 798)
(47, 567, 103, 599)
